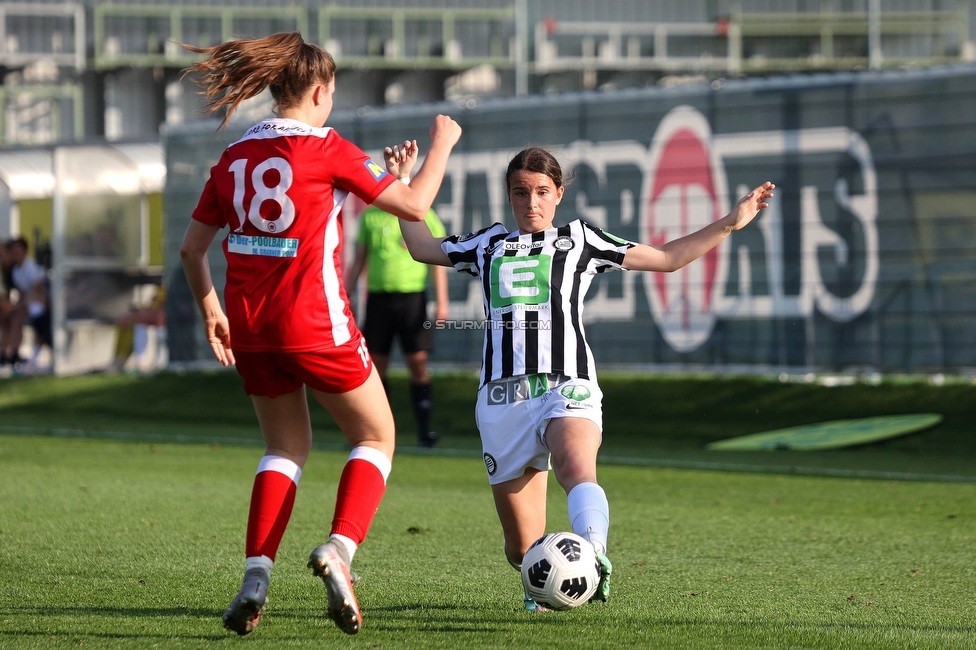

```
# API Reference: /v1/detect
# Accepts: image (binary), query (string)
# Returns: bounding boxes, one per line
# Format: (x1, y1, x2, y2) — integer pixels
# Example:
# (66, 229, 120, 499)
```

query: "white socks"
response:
(243, 537, 356, 573)
(245, 555, 274, 574)
(567, 482, 610, 556)
(329, 533, 358, 565)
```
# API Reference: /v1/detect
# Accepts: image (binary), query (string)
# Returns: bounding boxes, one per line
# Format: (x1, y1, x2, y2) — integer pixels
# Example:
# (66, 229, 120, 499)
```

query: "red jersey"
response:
(191, 118, 395, 352)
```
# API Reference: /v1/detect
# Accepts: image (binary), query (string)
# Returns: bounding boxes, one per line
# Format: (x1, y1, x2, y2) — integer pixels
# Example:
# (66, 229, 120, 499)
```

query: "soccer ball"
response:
(521, 532, 600, 611)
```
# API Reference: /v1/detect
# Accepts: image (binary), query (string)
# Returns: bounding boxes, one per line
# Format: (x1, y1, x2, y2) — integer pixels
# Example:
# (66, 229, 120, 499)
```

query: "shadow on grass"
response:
(8, 605, 218, 618)
(3, 606, 226, 642)
(6, 606, 974, 641)
(1, 630, 228, 643)
(649, 618, 976, 635)
(360, 612, 976, 636)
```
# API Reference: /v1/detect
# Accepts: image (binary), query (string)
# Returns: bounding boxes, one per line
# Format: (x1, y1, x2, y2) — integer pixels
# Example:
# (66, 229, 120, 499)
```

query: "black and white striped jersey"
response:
(441, 219, 635, 386)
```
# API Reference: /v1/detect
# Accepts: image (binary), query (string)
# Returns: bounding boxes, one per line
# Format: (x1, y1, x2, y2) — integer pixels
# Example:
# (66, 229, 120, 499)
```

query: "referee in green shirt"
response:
(346, 202, 448, 447)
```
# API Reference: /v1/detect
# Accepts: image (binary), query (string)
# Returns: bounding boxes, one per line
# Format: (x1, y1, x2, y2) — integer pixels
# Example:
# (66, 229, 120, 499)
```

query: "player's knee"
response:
(552, 461, 596, 492)
(346, 429, 396, 459)
(404, 353, 429, 383)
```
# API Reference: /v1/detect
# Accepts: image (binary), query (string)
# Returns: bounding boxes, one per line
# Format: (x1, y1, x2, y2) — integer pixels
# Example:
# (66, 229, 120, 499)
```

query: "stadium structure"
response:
(1, 0, 975, 375)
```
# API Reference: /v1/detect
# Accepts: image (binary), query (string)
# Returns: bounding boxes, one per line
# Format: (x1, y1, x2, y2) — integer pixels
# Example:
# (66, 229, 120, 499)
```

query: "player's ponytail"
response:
(182, 32, 336, 128)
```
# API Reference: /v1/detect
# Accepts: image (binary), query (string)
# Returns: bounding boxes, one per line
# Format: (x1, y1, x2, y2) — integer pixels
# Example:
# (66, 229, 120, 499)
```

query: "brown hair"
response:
(182, 32, 335, 128)
(505, 147, 565, 194)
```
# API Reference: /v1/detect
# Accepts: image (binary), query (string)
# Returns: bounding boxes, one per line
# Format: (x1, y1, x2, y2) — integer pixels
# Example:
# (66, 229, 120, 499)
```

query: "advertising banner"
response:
(165, 66, 976, 372)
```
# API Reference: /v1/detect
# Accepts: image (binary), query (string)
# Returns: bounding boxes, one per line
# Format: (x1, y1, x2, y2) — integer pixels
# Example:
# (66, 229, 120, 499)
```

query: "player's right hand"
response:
(430, 114, 462, 147)
(205, 314, 235, 366)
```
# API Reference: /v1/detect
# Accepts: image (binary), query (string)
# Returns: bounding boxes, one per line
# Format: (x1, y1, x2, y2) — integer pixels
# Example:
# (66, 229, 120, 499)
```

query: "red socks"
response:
(245, 456, 302, 562)
(243, 447, 391, 564)
(330, 446, 392, 544)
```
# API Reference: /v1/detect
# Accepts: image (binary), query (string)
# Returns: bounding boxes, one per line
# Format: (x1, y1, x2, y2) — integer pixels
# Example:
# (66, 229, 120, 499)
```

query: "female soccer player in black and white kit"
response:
(393, 143, 773, 611)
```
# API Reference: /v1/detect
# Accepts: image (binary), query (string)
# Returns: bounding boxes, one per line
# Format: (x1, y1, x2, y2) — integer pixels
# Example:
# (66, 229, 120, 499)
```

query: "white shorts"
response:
(475, 373, 603, 485)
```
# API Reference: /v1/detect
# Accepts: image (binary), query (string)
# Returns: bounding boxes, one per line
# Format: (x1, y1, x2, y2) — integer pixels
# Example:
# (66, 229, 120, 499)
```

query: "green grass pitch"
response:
(1, 371, 975, 648)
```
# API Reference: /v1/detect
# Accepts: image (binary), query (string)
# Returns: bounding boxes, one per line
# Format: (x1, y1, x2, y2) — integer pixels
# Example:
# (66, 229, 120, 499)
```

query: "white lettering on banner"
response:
(417, 105, 878, 353)
(710, 122, 879, 325)
(227, 233, 299, 258)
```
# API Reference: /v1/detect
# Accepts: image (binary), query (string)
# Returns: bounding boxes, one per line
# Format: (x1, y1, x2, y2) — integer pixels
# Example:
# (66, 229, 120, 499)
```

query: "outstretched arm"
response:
(400, 219, 452, 266)
(623, 182, 774, 272)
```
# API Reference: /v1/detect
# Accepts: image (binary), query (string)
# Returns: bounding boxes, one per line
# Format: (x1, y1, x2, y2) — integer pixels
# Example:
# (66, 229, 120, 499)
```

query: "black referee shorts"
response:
(362, 291, 433, 356)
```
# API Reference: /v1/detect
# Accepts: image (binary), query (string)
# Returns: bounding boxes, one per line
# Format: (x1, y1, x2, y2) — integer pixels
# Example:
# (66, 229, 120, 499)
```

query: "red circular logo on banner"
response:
(643, 106, 729, 352)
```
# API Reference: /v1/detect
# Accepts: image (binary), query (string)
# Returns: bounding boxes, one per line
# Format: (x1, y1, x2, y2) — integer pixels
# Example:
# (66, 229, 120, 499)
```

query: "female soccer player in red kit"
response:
(178, 32, 461, 636)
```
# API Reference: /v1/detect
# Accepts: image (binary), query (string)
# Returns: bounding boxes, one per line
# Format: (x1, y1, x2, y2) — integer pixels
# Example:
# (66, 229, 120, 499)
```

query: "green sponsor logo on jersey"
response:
(602, 231, 630, 245)
(560, 384, 591, 401)
(490, 256, 551, 308)
(528, 373, 550, 398)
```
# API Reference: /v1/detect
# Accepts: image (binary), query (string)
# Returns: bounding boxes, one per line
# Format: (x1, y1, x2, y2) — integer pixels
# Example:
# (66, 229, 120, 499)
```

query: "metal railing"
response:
(0, 84, 84, 146)
(733, 8, 970, 72)
(531, 7, 971, 77)
(533, 20, 729, 74)
(89, 4, 971, 75)
(93, 4, 308, 70)
(319, 6, 516, 71)
(0, 2, 85, 71)
(2, 3, 973, 147)
(92, 4, 516, 72)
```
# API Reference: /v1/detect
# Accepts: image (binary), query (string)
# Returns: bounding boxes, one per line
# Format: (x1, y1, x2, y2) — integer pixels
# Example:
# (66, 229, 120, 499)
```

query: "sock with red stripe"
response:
(245, 455, 302, 567)
(329, 446, 391, 560)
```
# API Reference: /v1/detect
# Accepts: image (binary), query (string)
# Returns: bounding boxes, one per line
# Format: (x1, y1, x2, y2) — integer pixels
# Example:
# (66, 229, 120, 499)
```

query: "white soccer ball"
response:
(521, 532, 600, 611)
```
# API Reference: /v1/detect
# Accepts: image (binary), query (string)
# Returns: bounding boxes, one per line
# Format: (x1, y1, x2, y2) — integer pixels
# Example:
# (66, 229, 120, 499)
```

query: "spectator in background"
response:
(345, 158, 448, 448)
(0, 237, 52, 367)
(0, 241, 14, 364)
(113, 286, 167, 372)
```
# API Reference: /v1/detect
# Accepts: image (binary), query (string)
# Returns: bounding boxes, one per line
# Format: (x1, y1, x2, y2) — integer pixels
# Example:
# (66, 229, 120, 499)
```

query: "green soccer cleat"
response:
(508, 543, 550, 612)
(222, 567, 270, 636)
(308, 542, 362, 635)
(589, 552, 612, 603)
(524, 591, 551, 613)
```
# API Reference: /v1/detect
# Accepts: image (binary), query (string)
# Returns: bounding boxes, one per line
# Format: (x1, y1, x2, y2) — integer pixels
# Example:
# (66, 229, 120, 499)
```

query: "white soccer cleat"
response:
(222, 567, 269, 636)
(307, 542, 362, 635)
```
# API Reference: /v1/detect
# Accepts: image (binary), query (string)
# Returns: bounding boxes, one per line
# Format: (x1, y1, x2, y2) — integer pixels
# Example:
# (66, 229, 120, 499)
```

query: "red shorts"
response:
(235, 335, 373, 398)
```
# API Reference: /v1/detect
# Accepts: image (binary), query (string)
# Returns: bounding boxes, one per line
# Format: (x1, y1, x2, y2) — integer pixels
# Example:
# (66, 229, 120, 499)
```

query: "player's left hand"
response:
(384, 140, 419, 179)
(728, 182, 775, 231)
